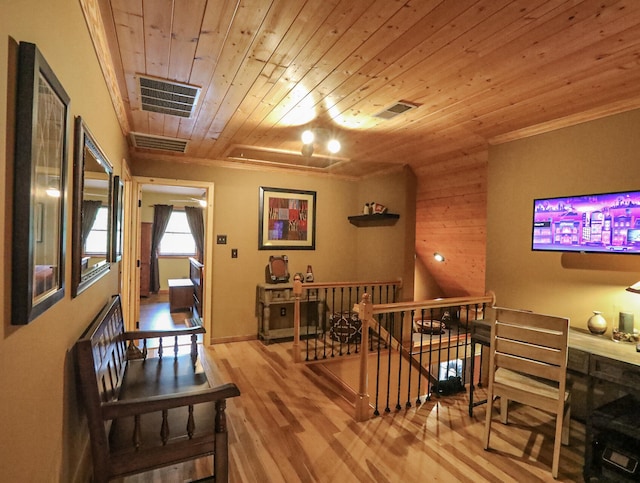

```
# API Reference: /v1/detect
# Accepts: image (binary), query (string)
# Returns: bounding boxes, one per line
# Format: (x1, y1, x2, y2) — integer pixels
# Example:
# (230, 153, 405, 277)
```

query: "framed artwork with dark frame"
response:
(110, 176, 124, 262)
(12, 42, 70, 324)
(71, 117, 113, 297)
(258, 187, 316, 250)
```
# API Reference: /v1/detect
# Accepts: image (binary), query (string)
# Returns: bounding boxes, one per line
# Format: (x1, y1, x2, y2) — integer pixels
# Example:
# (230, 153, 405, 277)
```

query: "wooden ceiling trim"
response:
(80, 0, 130, 134)
(475, 56, 640, 139)
(490, 94, 640, 145)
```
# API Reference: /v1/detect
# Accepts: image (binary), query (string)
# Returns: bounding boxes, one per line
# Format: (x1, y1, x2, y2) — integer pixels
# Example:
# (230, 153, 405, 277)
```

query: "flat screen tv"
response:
(532, 190, 640, 254)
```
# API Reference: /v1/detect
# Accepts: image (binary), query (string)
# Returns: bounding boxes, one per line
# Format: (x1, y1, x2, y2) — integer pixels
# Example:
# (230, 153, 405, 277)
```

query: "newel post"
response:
(292, 274, 303, 363)
(355, 293, 372, 421)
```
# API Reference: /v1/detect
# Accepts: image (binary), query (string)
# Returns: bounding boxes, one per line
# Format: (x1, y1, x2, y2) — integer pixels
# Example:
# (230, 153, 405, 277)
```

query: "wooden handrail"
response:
(299, 279, 403, 290)
(371, 292, 495, 314)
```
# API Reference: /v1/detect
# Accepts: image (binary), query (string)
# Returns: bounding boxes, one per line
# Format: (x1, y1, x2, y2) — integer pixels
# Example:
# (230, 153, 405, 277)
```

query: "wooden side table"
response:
(168, 278, 194, 313)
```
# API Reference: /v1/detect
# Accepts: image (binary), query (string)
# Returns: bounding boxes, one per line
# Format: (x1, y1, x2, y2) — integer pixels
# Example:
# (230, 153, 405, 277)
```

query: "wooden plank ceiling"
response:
(87, 0, 640, 298)
(92, 0, 640, 177)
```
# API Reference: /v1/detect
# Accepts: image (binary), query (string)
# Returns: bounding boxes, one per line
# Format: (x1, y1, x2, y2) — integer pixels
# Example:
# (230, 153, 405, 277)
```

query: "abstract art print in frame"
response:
(258, 187, 316, 250)
(12, 42, 70, 324)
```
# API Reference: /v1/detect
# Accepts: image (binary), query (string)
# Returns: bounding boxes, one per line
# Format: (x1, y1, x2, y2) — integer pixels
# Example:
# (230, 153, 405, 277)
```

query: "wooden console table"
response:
(467, 323, 640, 479)
(256, 283, 323, 343)
(567, 329, 640, 480)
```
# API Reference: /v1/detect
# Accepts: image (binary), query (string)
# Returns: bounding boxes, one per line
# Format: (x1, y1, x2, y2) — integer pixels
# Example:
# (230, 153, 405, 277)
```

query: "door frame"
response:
(128, 176, 215, 344)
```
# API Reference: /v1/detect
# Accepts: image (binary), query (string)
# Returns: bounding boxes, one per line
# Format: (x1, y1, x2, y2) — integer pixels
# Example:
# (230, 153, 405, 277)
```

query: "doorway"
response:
(128, 177, 215, 343)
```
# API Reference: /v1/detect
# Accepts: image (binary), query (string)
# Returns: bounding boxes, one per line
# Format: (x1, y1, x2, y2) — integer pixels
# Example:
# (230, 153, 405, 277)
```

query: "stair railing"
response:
(293, 281, 495, 421)
(291, 277, 403, 363)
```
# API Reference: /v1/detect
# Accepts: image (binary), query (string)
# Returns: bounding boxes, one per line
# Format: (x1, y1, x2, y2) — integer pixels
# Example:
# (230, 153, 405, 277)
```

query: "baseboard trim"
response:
(209, 334, 257, 344)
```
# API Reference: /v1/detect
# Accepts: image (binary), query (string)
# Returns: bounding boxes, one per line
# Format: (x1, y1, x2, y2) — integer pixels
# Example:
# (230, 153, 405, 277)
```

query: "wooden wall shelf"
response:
(348, 213, 400, 227)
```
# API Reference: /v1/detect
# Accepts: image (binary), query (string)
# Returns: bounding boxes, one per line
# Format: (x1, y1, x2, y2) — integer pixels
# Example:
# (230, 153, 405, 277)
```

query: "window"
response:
(159, 210, 196, 256)
(85, 206, 109, 255)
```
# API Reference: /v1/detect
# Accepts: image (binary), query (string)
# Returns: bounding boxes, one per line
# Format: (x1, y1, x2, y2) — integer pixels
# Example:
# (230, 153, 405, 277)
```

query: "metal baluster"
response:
(311, 289, 319, 361)
(444, 307, 452, 390)
(339, 287, 345, 356)
(426, 308, 434, 401)
(330, 288, 336, 357)
(394, 311, 403, 410)
(461, 304, 469, 387)
(436, 308, 444, 396)
(416, 309, 425, 406)
(349, 287, 357, 354)
(404, 309, 412, 409)
(385, 313, 393, 413)
(477, 303, 487, 388)
(322, 288, 328, 360)
(158, 338, 163, 359)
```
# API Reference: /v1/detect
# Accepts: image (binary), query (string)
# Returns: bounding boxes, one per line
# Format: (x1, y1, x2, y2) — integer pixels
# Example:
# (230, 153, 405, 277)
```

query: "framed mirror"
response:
(11, 42, 70, 324)
(111, 176, 124, 262)
(71, 117, 113, 297)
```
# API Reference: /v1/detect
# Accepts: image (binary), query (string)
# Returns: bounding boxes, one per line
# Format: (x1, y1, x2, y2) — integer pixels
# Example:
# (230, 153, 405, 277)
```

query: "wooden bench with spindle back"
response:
(74, 294, 240, 483)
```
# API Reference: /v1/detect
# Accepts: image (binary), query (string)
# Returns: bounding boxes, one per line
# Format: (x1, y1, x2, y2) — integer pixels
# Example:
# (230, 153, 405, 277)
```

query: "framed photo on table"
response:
(12, 42, 70, 324)
(258, 187, 316, 250)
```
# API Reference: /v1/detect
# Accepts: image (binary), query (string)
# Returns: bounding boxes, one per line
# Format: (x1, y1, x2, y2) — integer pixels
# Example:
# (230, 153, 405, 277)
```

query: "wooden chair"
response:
(482, 307, 571, 479)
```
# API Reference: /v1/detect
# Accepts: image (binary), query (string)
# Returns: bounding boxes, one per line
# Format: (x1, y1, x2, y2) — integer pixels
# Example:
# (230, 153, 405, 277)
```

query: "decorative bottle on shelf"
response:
(305, 265, 314, 282)
(587, 311, 607, 335)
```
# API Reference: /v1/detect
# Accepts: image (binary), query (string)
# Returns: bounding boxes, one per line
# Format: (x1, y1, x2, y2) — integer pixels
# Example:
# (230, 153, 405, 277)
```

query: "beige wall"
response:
(487, 109, 640, 332)
(1, 0, 128, 481)
(132, 160, 417, 341)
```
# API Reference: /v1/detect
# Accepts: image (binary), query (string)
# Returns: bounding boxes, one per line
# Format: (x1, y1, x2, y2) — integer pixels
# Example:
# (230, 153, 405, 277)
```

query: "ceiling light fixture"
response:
(434, 252, 445, 262)
(300, 128, 340, 157)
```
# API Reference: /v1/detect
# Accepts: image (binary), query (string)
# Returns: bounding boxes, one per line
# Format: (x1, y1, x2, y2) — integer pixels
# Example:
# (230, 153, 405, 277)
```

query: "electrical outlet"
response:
(216, 234, 227, 244)
(231, 248, 238, 258)
(280, 307, 286, 316)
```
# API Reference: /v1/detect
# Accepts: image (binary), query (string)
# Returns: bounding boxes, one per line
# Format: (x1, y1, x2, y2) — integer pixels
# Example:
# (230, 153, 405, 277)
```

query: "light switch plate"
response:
(216, 234, 227, 244)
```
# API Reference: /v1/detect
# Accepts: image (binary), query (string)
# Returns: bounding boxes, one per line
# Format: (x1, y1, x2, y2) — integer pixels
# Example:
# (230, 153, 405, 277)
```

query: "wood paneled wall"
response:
(414, 150, 488, 297)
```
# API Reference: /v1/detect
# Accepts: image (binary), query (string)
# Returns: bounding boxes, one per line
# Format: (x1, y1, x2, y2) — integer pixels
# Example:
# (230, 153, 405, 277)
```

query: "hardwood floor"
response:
(124, 299, 585, 482)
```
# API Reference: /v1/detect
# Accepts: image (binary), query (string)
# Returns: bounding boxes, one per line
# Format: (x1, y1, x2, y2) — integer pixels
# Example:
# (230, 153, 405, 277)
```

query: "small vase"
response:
(587, 311, 607, 335)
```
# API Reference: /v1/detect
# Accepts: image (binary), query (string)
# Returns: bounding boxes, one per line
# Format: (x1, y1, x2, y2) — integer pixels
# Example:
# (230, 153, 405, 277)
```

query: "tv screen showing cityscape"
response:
(532, 190, 640, 254)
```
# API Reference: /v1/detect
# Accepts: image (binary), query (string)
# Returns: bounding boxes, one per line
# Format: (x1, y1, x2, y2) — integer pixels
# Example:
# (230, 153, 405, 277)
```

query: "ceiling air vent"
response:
(373, 101, 419, 120)
(137, 75, 200, 118)
(130, 132, 188, 153)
